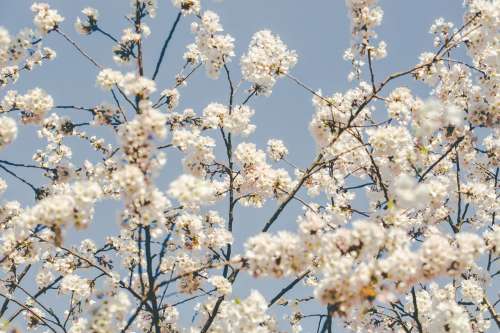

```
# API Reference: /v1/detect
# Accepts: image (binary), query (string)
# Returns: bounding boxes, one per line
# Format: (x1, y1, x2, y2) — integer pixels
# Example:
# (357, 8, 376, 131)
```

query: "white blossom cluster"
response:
(74, 7, 99, 35)
(267, 139, 288, 161)
(0, 23, 56, 87)
(245, 218, 485, 317)
(198, 290, 277, 332)
(344, 0, 386, 80)
(186, 11, 235, 79)
(31, 2, 64, 35)
(401, 282, 491, 333)
(20, 180, 102, 229)
(233, 142, 295, 207)
(171, 126, 216, 176)
(1, 88, 54, 124)
(119, 73, 157, 98)
(241, 30, 298, 96)
(172, 0, 201, 16)
(0, 116, 17, 149)
(168, 174, 216, 209)
(202, 102, 255, 136)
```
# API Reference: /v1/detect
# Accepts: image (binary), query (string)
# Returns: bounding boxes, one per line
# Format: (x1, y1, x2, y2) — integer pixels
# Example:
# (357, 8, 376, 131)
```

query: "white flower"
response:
(245, 231, 307, 277)
(430, 17, 454, 47)
(201, 290, 272, 332)
(96, 69, 123, 90)
(160, 88, 180, 110)
(445, 104, 465, 128)
(118, 72, 156, 97)
(171, 128, 215, 176)
(183, 43, 201, 64)
(172, 0, 200, 15)
(429, 300, 472, 333)
(485, 226, 500, 256)
(31, 2, 64, 34)
(168, 174, 215, 209)
(82, 7, 98, 20)
(202, 102, 227, 129)
(226, 105, 256, 136)
(198, 11, 223, 34)
(0, 116, 17, 149)
(0, 90, 20, 112)
(461, 279, 483, 304)
(241, 30, 297, 96)
(17, 88, 54, 123)
(25, 194, 75, 225)
(138, 100, 168, 139)
(343, 0, 385, 79)
(234, 142, 266, 166)
(74, 17, 86, 35)
(386, 87, 415, 124)
(113, 164, 146, 194)
(36, 269, 54, 288)
(75, 7, 99, 35)
(367, 125, 413, 159)
(0, 178, 7, 195)
(0, 27, 11, 50)
(414, 99, 465, 139)
(208, 275, 232, 295)
(68, 318, 88, 333)
(20, 181, 101, 229)
(454, 233, 485, 270)
(202, 103, 255, 135)
(60, 274, 91, 299)
(72, 181, 102, 205)
(189, 11, 235, 79)
(267, 139, 288, 161)
(79, 239, 97, 254)
(392, 174, 429, 209)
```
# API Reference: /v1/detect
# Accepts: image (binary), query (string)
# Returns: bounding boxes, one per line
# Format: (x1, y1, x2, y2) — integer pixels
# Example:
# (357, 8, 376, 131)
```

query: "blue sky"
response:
(0, 0, 467, 331)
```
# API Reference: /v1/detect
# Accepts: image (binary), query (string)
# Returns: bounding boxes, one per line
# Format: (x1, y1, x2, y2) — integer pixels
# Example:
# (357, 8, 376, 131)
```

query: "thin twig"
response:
(152, 12, 182, 80)
(55, 29, 102, 69)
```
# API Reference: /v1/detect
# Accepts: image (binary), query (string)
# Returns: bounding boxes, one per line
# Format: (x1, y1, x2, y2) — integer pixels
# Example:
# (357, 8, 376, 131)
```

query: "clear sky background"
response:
(0, 0, 469, 332)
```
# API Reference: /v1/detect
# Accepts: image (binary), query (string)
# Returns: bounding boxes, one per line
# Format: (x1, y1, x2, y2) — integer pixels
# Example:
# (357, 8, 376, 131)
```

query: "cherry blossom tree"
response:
(0, 0, 499, 332)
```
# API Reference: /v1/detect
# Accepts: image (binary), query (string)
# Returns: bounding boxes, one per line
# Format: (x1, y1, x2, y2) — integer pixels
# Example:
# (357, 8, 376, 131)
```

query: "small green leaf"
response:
(387, 199, 395, 210)
(419, 146, 429, 155)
